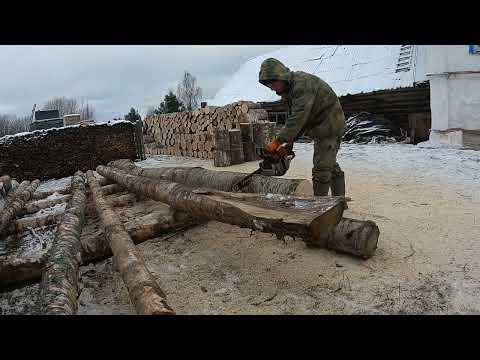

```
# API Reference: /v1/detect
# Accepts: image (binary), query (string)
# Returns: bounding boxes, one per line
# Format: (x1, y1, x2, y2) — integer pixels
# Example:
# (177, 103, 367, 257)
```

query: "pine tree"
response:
(125, 107, 141, 123)
(152, 91, 185, 115)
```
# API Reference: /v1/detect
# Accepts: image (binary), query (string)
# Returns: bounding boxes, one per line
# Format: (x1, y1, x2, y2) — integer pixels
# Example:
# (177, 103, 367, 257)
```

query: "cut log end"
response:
(328, 217, 380, 259)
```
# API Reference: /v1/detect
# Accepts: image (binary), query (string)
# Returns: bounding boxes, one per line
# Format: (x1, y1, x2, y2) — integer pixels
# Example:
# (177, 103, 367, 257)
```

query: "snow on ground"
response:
(35, 176, 72, 193)
(137, 143, 479, 201)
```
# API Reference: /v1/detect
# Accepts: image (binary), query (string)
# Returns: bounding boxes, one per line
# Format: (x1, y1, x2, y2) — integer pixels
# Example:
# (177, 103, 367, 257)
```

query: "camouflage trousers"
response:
(306, 129, 345, 196)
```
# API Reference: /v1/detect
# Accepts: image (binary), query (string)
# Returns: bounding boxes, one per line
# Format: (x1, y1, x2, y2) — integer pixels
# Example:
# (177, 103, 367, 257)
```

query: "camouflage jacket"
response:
(259, 58, 346, 143)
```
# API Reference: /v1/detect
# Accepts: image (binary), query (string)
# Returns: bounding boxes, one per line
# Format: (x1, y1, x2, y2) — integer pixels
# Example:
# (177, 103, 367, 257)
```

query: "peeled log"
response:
(86, 170, 174, 315)
(108, 159, 313, 196)
(96, 165, 345, 247)
(38, 171, 87, 315)
(0, 180, 40, 240)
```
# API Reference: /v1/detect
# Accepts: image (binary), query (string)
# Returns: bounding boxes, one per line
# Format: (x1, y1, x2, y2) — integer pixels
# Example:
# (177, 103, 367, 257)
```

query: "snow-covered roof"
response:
(210, 45, 428, 106)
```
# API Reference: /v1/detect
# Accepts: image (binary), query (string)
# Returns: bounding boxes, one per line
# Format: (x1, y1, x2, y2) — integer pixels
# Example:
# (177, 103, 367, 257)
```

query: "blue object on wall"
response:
(469, 45, 480, 54)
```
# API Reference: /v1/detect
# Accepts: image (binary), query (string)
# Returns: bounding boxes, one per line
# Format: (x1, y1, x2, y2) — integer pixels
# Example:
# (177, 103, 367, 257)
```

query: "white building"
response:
(211, 45, 480, 149)
(426, 45, 480, 149)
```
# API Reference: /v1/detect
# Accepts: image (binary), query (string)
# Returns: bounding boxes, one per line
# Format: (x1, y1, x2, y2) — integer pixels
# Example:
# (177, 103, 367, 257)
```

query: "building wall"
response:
(426, 45, 480, 149)
(0, 122, 138, 181)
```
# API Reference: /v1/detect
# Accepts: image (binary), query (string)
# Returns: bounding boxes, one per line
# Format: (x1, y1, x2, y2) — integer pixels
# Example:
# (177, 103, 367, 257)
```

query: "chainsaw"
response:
(231, 146, 295, 192)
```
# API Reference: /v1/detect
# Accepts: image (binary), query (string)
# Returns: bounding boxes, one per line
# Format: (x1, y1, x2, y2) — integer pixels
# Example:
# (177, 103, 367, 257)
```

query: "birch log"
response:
(38, 171, 87, 315)
(86, 170, 174, 315)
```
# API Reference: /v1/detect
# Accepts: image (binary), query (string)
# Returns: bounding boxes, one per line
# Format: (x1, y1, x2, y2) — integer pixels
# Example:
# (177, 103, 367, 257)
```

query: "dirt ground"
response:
(2, 143, 480, 315)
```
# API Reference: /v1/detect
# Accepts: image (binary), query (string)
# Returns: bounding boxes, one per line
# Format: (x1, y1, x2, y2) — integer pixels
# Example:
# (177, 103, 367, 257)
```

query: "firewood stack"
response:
(143, 101, 271, 161)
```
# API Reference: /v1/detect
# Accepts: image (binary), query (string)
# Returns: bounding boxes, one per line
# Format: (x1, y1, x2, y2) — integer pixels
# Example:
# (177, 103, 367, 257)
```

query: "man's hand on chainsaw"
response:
(266, 139, 295, 158)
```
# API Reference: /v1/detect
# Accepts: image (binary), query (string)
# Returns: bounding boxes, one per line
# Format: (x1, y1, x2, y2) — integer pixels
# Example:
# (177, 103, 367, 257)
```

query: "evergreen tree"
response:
(152, 91, 185, 115)
(125, 107, 141, 123)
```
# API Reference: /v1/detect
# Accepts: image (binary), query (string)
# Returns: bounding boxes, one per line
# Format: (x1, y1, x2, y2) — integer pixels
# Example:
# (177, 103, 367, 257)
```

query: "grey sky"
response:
(0, 45, 284, 121)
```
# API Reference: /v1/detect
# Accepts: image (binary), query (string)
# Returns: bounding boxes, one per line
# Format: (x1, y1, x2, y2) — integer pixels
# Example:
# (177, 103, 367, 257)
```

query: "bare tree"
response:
(42, 97, 79, 117)
(0, 114, 30, 138)
(176, 71, 202, 111)
(78, 99, 95, 121)
(42, 96, 96, 121)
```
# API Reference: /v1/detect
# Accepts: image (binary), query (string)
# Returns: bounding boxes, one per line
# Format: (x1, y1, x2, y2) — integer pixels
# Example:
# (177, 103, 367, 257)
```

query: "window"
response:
(469, 45, 480, 54)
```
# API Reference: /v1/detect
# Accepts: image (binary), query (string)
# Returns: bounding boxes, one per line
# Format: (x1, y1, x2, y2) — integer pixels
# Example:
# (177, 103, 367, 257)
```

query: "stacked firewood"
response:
(143, 101, 270, 159)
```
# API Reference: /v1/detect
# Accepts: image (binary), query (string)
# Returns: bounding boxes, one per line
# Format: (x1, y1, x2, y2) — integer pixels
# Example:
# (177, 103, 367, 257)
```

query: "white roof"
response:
(210, 45, 428, 106)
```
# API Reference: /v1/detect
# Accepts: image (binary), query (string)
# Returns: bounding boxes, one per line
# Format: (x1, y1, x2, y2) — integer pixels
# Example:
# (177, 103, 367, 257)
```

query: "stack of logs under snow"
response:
(0, 161, 379, 315)
(143, 101, 277, 166)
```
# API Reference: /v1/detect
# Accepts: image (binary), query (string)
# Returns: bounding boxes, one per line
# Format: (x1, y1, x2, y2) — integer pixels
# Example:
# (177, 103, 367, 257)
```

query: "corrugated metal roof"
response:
(210, 45, 427, 106)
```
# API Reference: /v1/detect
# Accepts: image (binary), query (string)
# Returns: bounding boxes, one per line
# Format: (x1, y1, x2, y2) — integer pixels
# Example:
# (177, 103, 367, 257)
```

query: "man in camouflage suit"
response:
(259, 58, 346, 196)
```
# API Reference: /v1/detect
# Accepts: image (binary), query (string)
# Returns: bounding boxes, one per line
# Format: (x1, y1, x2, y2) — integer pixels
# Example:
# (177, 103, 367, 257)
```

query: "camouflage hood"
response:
(259, 58, 292, 86)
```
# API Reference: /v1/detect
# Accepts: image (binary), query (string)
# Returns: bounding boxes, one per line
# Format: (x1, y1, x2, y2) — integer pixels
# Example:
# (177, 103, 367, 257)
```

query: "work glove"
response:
(265, 139, 281, 154)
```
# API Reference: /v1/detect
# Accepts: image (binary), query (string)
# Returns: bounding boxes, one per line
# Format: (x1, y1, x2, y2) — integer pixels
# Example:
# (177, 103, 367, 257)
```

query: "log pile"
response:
(143, 101, 271, 162)
(0, 121, 138, 181)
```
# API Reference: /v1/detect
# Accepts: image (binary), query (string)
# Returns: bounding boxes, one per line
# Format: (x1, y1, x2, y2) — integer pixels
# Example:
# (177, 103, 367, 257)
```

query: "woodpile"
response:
(0, 122, 138, 181)
(143, 101, 271, 163)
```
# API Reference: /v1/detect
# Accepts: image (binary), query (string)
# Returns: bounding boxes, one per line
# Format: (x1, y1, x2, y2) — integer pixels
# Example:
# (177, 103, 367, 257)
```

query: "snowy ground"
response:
(2, 142, 480, 314)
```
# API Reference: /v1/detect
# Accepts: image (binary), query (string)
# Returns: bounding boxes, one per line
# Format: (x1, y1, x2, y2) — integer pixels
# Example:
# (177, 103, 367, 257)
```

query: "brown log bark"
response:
(0, 180, 40, 239)
(38, 171, 87, 315)
(96, 165, 345, 247)
(109, 159, 313, 196)
(86, 170, 174, 315)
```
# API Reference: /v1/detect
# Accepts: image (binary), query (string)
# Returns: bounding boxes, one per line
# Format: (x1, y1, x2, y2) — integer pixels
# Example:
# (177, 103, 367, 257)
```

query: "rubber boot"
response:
(313, 179, 331, 196)
(331, 174, 345, 196)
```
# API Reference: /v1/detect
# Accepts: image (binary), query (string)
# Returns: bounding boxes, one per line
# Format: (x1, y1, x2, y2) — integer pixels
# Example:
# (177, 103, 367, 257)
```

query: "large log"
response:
(108, 159, 313, 196)
(108, 160, 378, 258)
(96, 165, 345, 247)
(0, 180, 40, 240)
(86, 171, 174, 315)
(38, 172, 87, 315)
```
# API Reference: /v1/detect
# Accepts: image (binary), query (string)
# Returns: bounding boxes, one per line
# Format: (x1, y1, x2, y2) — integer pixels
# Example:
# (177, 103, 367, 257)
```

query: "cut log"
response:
(0, 175, 12, 197)
(213, 129, 231, 167)
(96, 166, 345, 247)
(229, 129, 244, 165)
(107, 160, 378, 258)
(330, 218, 379, 259)
(22, 195, 72, 216)
(108, 159, 313, 196)
(8, 211, 65, 235)
(0, 180, 40, 240)
(80, 205, 200, 264)
(31, 177, 113, 201)
(0, 205, 200, 288)
(38, 171, 87, 315)
(86, 171, 174, 315)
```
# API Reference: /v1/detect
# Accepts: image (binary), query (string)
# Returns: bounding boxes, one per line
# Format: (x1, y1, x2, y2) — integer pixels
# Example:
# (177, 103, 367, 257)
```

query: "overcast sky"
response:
(0, 45, 284, 121)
